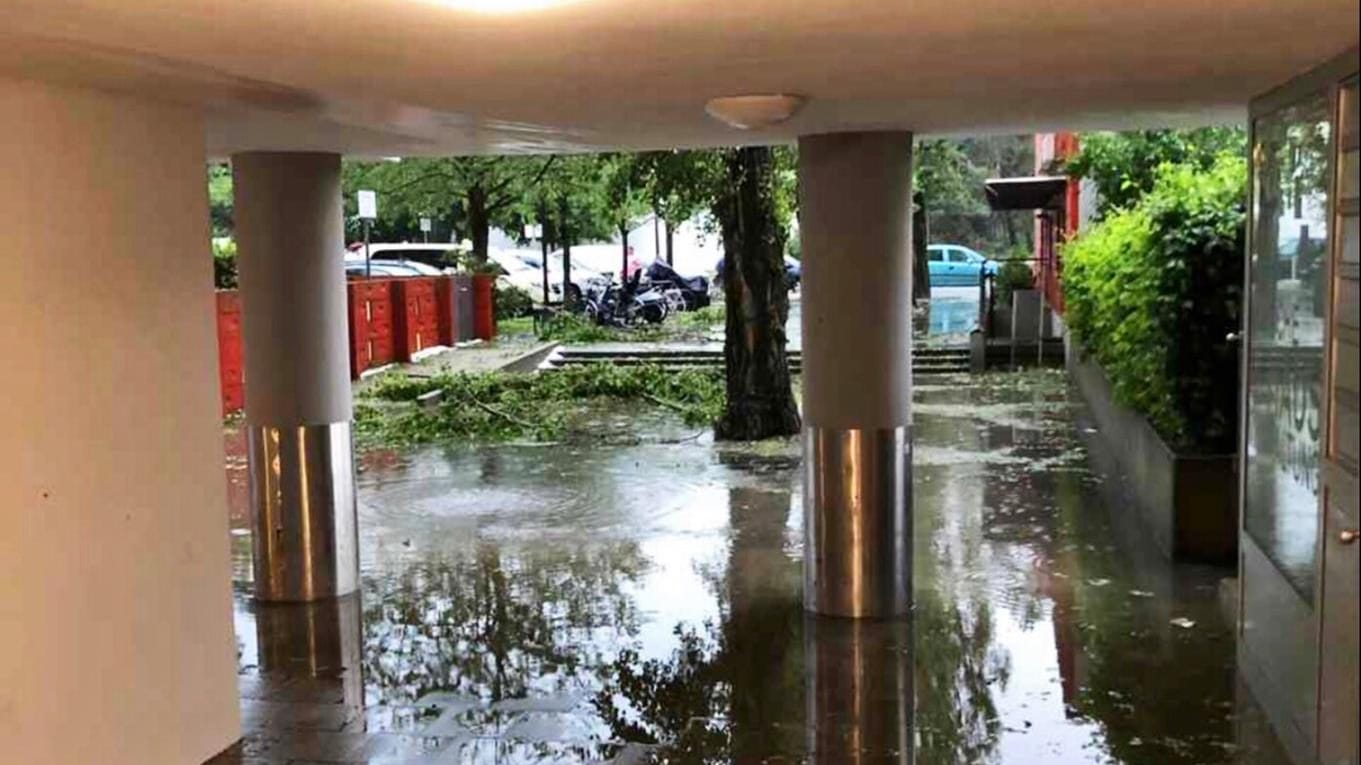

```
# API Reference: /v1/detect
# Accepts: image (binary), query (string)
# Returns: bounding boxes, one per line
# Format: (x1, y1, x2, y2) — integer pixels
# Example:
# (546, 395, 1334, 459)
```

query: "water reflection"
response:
(226, 371, 1287, 764)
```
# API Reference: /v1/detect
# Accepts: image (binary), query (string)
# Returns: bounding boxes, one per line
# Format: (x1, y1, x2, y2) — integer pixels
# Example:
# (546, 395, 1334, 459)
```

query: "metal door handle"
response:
(1340, 529, 1360, 545)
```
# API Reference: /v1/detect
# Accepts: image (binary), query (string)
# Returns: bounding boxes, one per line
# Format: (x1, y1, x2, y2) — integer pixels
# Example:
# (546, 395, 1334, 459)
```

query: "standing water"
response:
(218, 370, 1288, 764)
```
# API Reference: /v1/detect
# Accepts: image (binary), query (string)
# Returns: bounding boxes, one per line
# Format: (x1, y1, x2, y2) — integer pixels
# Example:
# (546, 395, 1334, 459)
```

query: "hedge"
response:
(1063, 154, 1245, 453)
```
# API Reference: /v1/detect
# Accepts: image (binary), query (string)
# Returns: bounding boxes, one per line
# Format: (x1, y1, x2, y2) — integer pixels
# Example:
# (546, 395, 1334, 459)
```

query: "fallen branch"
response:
(471, 399, 536, 430)
(642, 393, 689, 413)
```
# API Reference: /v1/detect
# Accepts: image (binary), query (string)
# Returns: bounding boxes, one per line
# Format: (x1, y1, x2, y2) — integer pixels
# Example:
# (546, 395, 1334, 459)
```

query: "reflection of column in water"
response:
(254, 593, 364, 711)
(805, 615, 913, 764)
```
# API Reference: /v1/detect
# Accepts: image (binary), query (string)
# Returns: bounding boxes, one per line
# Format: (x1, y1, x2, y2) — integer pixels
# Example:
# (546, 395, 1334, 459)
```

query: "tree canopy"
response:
(1064, 127, 1246, 215)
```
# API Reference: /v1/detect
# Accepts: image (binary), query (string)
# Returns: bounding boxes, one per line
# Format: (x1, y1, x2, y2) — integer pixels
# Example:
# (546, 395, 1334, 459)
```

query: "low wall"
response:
(216, 275, 495, 414)
(1068, 347, 1237, 564)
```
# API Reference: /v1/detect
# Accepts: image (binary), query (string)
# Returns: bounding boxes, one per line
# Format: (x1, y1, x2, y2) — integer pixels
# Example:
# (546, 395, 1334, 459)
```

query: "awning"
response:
(984, 176, 1069, 211)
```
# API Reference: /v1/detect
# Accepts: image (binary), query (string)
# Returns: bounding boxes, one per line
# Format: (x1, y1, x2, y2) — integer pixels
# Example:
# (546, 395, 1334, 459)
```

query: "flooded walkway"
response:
(214, 371, 1287, 764)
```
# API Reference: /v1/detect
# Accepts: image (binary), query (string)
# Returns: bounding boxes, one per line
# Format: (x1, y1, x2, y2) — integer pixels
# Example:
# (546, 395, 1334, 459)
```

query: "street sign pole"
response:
(357, 189, 378, 278)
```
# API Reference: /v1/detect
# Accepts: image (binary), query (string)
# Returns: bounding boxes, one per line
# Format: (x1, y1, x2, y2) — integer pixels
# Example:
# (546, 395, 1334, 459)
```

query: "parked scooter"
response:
(584, 271, 669, 326)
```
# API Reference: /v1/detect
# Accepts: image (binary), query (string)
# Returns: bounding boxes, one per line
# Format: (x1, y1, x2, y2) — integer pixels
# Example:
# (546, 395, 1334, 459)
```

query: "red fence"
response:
(216, 291, 244, 416)
(215, 275, 496, 415)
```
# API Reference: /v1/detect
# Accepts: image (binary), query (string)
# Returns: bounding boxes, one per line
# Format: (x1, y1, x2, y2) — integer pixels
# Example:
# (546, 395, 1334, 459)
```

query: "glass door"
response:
(1240, 48, 1359, 765)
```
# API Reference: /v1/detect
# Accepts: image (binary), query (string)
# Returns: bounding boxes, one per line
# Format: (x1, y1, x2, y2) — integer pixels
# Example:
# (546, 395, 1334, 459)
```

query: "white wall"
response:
(0, 78, 240, 764)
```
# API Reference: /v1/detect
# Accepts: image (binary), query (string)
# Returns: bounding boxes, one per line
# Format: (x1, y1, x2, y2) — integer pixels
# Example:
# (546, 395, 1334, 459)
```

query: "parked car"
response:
(927, 244, 997, 287)
(344, 258, 445, 278)
(551, 244, 643, 280)
(494, 249, 607, 304)
(345, 243, 462, 271)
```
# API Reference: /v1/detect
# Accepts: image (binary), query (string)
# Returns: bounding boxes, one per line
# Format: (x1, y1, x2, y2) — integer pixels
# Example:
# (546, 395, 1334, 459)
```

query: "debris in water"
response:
(1170, 617, 1196, 629)
(1129, 590, 1154, 598)
(1087, 578, 1111, 587)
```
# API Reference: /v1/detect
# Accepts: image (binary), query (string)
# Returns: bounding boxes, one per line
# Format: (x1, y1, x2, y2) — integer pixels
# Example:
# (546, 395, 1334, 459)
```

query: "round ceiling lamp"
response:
(705, 94, 806, 130)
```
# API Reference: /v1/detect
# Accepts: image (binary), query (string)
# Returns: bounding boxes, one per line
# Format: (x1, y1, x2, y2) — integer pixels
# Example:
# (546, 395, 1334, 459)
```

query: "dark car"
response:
(645, 260, 711, 309)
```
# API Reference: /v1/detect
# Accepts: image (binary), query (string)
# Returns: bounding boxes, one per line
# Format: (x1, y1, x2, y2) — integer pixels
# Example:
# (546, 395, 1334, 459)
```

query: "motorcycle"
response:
(584, 270, 669, 327)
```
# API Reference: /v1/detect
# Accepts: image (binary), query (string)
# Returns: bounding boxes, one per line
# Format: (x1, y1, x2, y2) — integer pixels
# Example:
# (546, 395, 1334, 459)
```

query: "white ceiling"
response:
(2, 0, 1357, 156)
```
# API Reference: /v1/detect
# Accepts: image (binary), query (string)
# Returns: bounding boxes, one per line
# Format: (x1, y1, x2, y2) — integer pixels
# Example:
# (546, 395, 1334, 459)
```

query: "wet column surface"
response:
(798, 131, 916, 618)
(233, 152, 358, 602)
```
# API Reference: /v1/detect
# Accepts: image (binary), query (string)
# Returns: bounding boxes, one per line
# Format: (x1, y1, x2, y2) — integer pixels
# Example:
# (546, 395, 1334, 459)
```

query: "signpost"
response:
(419, 216, 432, 243)
(357, 190, 377, 278)
(525, 222, 548, 304)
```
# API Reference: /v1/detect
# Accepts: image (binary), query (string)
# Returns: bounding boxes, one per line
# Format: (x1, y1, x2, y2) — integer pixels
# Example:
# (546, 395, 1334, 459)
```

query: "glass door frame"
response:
(1239, 47, 1360, 765)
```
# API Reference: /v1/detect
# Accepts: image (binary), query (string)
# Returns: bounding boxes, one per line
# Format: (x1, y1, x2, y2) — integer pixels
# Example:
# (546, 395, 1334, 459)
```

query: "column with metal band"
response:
(798, 132, 915, 618)
(233, 152, 359, 602)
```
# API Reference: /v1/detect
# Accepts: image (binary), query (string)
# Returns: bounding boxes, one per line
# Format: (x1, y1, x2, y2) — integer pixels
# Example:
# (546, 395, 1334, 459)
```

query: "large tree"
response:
(633, 150, 723, 264)
(712, 147, 802, 441)
(342, 155, 558, 264)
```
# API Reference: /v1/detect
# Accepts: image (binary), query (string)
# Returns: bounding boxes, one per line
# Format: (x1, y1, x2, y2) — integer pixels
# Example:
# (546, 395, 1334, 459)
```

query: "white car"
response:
(345, 243, 463, 271)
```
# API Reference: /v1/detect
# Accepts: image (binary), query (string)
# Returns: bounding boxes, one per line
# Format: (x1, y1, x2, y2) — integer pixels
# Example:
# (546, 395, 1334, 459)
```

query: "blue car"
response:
(927, 244, 996, 287)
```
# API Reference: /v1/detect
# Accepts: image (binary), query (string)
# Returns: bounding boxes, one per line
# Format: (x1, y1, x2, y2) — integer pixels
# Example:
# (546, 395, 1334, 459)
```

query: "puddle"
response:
(226, 370, 1287, 764)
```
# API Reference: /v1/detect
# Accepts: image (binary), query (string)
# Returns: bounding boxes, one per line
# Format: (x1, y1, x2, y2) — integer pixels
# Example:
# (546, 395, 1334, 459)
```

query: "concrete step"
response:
(543, 346, 971, 375)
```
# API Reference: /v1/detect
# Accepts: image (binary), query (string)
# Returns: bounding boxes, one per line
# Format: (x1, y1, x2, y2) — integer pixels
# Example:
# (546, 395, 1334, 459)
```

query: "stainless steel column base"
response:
(804, 426, 911, 618)
(805, 614, 913, 763)
(249, 422, 359, 602)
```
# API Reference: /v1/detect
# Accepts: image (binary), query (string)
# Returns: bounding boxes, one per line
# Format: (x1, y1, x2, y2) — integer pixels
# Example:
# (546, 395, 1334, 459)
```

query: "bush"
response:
(1063, 154, 1245, 452)
(495, 284, 535, 320)
(995, 255, 1034, 304)
(213, 238, 237, 289)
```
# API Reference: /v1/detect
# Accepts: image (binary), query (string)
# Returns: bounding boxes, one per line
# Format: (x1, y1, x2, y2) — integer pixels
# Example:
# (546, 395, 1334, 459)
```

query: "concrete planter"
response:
(1068, 348, 1238, 564)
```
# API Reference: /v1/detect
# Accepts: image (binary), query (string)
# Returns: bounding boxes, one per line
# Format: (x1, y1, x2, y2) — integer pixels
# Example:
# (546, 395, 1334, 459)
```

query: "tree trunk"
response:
(468, 184, 490, 265)
(558, 196, 574, 308)
(713, 147, 802, 441)
(665, 219, 675, 265)
(912, 191, 931, 301)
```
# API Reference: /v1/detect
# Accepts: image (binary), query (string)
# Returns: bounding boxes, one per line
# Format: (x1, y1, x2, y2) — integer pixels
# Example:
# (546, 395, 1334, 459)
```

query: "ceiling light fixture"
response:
(705, 94, 806, 130)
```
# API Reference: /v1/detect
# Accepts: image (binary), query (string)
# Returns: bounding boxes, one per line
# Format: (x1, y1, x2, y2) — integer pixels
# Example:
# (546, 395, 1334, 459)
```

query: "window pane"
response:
(1244, 93, 1332, 601)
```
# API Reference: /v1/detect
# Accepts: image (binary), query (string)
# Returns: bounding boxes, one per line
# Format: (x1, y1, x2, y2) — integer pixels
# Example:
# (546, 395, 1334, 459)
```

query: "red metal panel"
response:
(472, 274, 496, 341)
(347, 278, 397, 377)
(435, 276, 457, 346)
(390, 277, 444, 361)
(216, 290, 244, 415)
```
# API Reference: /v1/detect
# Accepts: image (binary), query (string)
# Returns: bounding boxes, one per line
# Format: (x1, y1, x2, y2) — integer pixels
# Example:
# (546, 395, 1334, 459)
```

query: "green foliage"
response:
(354, 365, 726, 448)
(995, 257, 1034, 303)
(1063, 154, 1245, 451)
(208, 164, 234, 238)
(341, 155, 560, 259)
(494, 284, 535, 320)
(212, 238, 237, 289)
(1066, 127, 1246, 215)
(914, 135, 1035, 259)
(533, 306, 723, 345)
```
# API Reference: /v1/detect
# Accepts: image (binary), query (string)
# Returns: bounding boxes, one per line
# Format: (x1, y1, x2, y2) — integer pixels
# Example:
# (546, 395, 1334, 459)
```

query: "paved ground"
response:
(214, 370, 1290, 764)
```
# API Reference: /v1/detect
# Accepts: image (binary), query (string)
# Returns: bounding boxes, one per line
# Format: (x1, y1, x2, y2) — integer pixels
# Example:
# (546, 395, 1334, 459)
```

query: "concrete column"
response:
(0, 77, 239, 765)
(232, 152, 358, 602)
(798, 132, 914, 618)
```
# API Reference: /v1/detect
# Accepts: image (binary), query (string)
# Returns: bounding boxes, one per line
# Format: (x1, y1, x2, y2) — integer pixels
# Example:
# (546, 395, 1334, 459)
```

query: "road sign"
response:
(357, 189, 378, 220)
(420, 217, 433, 233)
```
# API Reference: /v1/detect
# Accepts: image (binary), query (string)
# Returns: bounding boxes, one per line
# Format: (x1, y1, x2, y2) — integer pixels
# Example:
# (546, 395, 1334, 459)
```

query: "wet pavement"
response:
(215, 370, 1290, 765)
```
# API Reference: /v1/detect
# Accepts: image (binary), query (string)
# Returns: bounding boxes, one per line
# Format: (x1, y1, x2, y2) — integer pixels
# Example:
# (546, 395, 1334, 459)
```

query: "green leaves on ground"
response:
(1063, 154, 1245, 452)
(354, 365, 726, 449)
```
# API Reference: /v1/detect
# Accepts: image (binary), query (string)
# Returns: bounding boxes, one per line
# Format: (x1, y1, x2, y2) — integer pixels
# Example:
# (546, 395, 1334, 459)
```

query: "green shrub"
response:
(213, 238, 238, 289)
(495, 284, 535, 320)
(1063, 154, 1245, 452)
(995, 258, 1034, 304)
